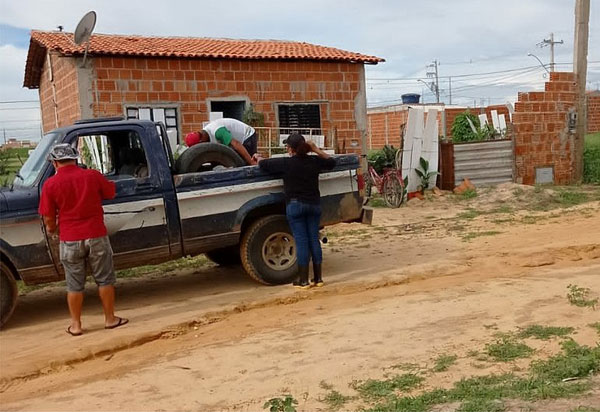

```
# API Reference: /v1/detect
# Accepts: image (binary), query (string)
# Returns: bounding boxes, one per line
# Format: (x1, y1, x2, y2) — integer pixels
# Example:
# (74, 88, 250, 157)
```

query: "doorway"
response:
(209, 101, 246, 121)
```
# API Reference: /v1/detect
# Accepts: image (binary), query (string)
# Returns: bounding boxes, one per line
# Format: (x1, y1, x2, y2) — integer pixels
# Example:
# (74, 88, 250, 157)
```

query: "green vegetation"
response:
(530, 339, 600, 383)
(263, 395, 298, 412)
(0, 147, 29, 187)
(584, 132, 600, 184)
(484, 336, 535, 362)
(570, 407, 600, 412)
(432, 354, 458, 372)
(351, 373, 424, 401)
(589, 322, 600, 335)
(517, 325, 574, 340)
(567, 284, 599, 309)
(361, 340, 598, 412)
(457, 209, 481, 219)
(415, 157, 438, 192)
(367, 145, 399, 175)
(451, 111, 495, 143)
(461, 231, 501, 241)
(458, 188, 478, 200)
(117, 255, 210, 279)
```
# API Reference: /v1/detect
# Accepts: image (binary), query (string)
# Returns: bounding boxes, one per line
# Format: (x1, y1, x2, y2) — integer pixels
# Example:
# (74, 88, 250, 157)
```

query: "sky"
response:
(0, 0, 598, 141)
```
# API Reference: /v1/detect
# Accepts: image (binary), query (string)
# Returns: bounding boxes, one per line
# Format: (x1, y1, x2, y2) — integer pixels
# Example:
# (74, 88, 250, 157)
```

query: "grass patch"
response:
(432, 354, 458, 372)
(369, 196, 387, 208)
(319, 389, 354, 411)
(530, 339, 600, 382)
(117, 255, 211, 279)
(457, 209, 481, 219)
(461, 231, 501, 241)
(458, 189, 478, 200)
(589, 322, 600, 335)
(567, 284, 599, 309)
(485, 336, 535, 362)
(570, 407, 600, 412)
(584, 132, 600, 184)
(517, 325, 574, 340)
(352, 373, 424, 401)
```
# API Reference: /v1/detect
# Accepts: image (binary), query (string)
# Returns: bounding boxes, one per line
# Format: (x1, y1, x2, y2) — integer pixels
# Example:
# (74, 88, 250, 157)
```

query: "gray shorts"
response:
(60, 236, 116, 292)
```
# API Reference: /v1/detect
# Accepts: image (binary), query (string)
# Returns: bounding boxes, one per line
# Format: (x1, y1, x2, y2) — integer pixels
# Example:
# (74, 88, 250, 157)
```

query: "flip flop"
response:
(66, 326, 83, 336)
(105, 317, 129, 329)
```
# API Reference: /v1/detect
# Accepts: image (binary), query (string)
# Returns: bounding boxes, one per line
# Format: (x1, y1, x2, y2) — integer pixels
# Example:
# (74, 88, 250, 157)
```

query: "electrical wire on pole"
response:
(538, 32, 564, 72)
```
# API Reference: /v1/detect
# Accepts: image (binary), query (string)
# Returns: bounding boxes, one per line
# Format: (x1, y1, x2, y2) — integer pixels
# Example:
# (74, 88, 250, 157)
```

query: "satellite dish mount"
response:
(74, 11, 97, 67)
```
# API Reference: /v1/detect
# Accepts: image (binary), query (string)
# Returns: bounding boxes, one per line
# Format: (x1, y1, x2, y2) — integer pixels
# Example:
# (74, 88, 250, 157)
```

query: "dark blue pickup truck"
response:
(0, 118, 368, 327)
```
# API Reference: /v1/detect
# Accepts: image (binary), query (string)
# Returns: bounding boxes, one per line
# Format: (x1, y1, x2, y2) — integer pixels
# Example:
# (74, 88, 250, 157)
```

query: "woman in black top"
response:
(258, 133, 336, 288)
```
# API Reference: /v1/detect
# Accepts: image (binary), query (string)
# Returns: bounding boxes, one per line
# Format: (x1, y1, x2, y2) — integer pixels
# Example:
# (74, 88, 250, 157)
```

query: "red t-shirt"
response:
(39, 165, 116, 241)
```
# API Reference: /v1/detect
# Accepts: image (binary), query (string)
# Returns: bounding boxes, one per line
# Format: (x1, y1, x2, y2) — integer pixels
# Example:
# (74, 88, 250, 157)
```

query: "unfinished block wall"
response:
(39, 53, 81, 133)
(513, 72, 577, 185)
(366, 108, 408, 149)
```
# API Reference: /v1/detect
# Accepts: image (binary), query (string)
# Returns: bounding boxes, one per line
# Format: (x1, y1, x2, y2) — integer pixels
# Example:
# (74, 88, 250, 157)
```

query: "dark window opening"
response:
(278, 104, 321, 135)
(209, 101, 246, 121)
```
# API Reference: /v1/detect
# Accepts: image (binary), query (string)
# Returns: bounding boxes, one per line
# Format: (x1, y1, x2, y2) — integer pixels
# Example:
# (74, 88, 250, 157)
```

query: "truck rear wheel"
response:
(240, 215, 297, 285)
(206, 245, 241, 266)
(1, 262, 18, 329)
(176, 143, 245, 173)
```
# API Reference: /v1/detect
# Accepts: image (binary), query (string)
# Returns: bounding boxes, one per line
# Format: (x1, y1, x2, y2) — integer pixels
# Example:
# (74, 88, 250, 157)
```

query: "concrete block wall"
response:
(86, 57, 365, 153)
(39, 53, 81, 132)
(513, 72, 577, 185)
(588, 93, 600, 133)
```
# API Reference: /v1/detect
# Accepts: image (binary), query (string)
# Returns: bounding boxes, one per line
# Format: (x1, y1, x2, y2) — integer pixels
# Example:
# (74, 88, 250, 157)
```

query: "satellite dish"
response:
(74, 11, 96, 45)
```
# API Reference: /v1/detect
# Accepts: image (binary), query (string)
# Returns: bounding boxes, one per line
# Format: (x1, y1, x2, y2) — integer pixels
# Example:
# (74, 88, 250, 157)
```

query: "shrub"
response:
(583, 133, 600, 184)
(451, 111, 496, 143)
(367, 145, 399, 175)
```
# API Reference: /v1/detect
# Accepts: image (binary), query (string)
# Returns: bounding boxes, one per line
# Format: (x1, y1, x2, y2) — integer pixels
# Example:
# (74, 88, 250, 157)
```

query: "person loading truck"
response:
(185, 118, 258, 165)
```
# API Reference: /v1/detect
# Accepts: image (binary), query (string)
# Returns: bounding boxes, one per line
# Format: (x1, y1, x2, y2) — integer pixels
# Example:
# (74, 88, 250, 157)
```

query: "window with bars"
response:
(278, 104, 322, 134)
(126, 106, 179, 151)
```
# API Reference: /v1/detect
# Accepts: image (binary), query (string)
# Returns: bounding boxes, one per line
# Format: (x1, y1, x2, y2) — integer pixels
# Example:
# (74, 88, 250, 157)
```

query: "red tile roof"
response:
(24, 31, 384, 88)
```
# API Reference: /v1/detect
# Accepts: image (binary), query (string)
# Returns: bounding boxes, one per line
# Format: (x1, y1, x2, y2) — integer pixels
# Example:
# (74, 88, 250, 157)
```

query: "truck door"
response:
(45, 126, 173, 274)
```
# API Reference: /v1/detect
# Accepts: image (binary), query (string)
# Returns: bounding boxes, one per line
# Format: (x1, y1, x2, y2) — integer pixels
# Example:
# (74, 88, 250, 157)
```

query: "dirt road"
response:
(1, 184, 599, 411)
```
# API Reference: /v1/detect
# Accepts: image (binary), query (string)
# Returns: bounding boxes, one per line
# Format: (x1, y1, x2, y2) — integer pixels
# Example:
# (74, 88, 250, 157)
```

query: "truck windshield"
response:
(13, 132, 61, 187)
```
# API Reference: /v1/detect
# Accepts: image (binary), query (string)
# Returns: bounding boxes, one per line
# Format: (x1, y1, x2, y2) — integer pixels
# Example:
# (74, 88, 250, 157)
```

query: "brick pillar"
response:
(513, 72, 577, 185)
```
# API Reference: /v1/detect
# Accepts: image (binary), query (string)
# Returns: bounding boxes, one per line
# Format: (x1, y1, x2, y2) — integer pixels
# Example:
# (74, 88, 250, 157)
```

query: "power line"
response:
(0, 107, 41, 111)
(0, 100, 39, 104)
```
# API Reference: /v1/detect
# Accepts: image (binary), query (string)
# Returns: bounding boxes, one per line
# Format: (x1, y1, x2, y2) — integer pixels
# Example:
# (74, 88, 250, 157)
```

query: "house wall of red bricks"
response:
(367, 109, 408, 149)
(39, 53, 81, 133)
(513, 72, 577, 185)
(587, 93, 600, 133)
(84, 56, 364, 153)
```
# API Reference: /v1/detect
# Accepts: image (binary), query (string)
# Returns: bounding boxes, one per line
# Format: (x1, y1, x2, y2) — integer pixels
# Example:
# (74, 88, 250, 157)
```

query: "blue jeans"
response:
(286, 201, 322, 267)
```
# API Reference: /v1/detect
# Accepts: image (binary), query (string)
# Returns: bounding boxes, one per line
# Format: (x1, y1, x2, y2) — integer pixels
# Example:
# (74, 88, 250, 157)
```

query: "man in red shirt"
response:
(39, 144, 128, 336)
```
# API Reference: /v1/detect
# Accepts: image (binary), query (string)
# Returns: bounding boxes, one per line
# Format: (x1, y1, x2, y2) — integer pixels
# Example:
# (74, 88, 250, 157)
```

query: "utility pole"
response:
(448, 76, 452, 105)
(573, 0, 590, 182)
(539, 32, 564, 72)
(425, 60, 440, 103)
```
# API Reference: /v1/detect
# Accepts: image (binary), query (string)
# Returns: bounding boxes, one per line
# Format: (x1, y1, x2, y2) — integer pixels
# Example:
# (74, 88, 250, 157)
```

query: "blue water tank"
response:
(401, 93, 421, 104)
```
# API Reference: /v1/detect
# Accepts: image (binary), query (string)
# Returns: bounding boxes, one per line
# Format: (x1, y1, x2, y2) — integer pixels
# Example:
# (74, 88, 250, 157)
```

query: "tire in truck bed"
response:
(176, 143, 245, 173)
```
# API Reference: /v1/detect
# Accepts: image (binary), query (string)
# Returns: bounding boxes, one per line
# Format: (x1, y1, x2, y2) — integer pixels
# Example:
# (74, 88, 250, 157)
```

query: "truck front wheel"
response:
(240, 215, 297, 285)
(0, 262, 18, 329)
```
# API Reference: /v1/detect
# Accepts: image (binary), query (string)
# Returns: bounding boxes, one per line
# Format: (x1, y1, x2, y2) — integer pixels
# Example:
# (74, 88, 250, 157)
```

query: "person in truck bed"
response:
(185, 118, 258, 165)
(38, 144, 129, 336)
(257, 133, 336, 288)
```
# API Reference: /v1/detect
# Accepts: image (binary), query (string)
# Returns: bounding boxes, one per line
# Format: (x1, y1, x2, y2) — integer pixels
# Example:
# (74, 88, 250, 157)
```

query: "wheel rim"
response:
(384, 175, 403, 208)
(261, 232, 296, 271)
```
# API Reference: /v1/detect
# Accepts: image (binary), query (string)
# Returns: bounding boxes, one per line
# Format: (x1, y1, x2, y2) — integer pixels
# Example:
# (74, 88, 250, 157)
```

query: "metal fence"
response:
(454, 139, 514, 187)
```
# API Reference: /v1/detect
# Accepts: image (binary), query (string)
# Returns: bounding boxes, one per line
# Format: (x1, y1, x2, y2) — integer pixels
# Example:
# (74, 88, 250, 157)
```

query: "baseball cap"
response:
(282, 132, 305, 149)
(48, 143, 79, 161)
(185, 131, 201, 147)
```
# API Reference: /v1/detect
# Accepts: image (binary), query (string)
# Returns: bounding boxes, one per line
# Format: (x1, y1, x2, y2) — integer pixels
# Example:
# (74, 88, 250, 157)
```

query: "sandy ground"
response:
(1, 184, 599, 411)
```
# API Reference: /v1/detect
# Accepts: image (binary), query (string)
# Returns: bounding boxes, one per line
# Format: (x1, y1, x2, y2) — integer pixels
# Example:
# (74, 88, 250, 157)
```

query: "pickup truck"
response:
(0, 118, 369, 327)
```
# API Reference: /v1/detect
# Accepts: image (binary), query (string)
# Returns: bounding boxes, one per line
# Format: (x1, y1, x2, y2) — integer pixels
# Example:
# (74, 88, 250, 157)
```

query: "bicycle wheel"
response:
(383, 173, 403, 208)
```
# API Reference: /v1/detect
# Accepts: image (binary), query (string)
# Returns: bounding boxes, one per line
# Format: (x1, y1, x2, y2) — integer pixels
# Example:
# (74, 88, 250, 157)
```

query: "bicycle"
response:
(364, 149, 407, 208)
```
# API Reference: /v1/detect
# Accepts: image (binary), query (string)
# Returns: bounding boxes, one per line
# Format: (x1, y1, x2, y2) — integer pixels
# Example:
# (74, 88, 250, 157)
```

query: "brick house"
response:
(24, 31, 384, 154)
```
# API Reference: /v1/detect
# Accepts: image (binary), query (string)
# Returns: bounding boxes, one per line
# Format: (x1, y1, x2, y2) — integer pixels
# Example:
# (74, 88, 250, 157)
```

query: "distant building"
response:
(1, 138, 35, 150)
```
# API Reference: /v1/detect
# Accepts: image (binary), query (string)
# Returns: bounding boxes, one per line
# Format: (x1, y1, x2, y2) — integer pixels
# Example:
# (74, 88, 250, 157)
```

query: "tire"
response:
(1, 262, 18, 329)
(206, 245, 241, 266)
(240, 215, 297, 285)
(176, 142, 245, 173)
(383, 174, 404, 208)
